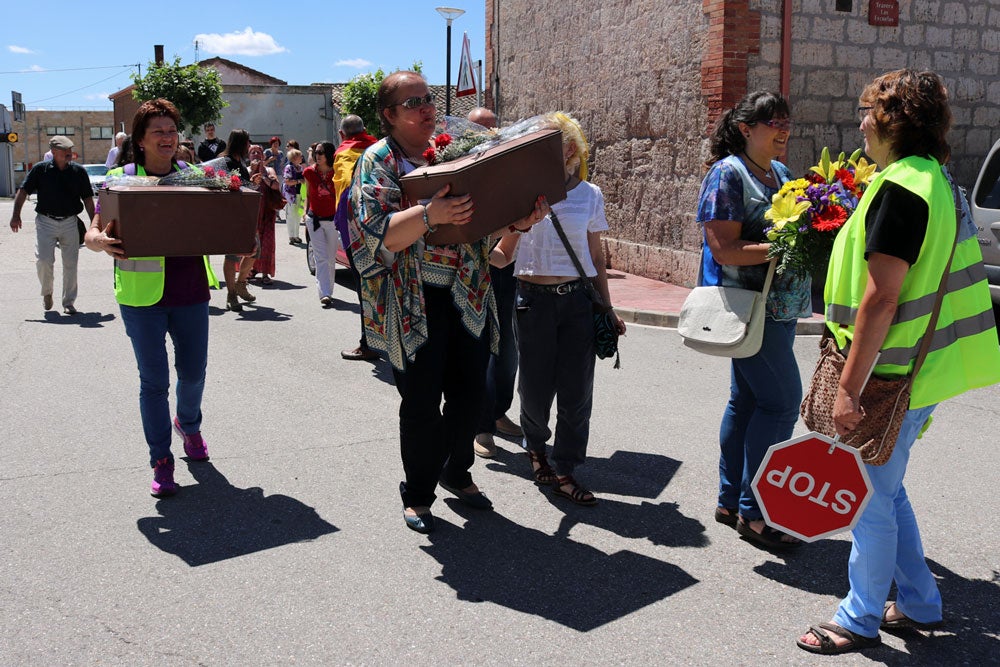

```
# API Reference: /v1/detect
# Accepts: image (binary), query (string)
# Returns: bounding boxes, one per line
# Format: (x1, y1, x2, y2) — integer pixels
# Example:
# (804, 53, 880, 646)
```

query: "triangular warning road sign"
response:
(456, 32, 477, 98)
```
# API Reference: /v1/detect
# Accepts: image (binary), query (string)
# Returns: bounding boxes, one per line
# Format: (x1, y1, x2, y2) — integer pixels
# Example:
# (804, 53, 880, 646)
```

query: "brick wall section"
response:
(748, 0, 1000, 190)
(702, 0, 762, 132)
(486, 0, 709, 285)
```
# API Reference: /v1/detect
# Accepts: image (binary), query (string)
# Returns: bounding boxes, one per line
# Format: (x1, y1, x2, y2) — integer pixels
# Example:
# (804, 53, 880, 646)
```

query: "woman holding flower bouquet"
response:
(84, 98, 218, 497)
(249, 143, 281, 285)
(349, 71, 548, 534)
(796, 70, 1000, 655)
(695, 91, 812, 550)
(220, 130, 258, 311)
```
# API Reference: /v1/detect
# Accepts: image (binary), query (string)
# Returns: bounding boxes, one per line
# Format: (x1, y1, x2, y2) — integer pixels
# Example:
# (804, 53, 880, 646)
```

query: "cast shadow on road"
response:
(250, 279, 306, 292)
(25, 310, 116, 328)
(483, 448, 709, 549)
(756, 551, 1000, 664)
(208, 303, 293, 322)
(422, 501, 700, 632)
(136, 459, 337, 567)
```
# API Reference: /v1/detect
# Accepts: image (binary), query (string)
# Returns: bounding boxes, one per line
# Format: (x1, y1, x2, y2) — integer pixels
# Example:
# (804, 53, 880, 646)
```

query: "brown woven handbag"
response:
(801, 205, 959, 465)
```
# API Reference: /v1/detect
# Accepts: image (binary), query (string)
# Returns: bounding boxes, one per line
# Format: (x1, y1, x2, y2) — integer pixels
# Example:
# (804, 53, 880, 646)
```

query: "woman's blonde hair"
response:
(545, 112, 589, 181)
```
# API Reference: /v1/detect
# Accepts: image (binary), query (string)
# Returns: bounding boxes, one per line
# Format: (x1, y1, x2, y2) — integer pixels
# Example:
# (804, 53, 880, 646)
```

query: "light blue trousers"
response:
(833, 403, 942, 638)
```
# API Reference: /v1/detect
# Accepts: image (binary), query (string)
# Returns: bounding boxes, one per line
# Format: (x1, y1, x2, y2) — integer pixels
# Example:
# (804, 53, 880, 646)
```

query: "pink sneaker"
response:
(151, 457, 177, 497)
(173, 417, 209, 461)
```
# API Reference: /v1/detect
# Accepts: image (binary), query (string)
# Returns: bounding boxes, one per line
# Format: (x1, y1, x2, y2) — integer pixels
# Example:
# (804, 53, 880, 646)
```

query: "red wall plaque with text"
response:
(869, 0, 900, 26)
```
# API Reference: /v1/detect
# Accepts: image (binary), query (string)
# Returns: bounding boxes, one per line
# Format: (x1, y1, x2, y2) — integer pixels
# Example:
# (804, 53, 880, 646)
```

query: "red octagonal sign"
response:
(751, 432, 873, 542)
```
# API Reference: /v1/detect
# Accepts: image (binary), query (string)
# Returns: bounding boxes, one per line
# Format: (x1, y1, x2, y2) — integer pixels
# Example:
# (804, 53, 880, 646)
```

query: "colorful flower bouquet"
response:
(103, 157, 243, 190)
(764, 147, 878, 277)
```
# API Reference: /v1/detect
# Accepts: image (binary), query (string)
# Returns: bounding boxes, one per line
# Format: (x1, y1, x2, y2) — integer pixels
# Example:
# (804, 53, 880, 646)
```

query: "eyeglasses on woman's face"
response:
(759, 118, 792, 131)
(393, 93, 435, 110)
(857, 106, 874, 122)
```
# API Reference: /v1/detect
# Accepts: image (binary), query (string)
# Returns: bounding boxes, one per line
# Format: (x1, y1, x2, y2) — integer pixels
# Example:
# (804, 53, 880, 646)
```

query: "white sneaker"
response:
(473, 433, 497, 458)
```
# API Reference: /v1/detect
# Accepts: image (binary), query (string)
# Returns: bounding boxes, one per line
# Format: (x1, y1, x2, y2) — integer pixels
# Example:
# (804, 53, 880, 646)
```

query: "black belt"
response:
(311, 214, 335, 222)
(41, 213, 77, 220)
(518, 279, 585, 295)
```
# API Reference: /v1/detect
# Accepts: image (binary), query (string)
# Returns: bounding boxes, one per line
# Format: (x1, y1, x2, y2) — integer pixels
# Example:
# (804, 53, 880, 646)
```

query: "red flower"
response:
(202, 166, 216, 177)
(834, 168, 855, 192)
(434, 133, 452, 148)
(812, 205, 848, 232)
(422, 147, 438, 165)
(229, 174, 242, 191)
(805, 172, 826, 184)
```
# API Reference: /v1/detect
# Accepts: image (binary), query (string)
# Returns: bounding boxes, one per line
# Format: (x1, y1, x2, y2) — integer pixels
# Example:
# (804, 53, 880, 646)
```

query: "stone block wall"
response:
(486, 0, 709, 285)
(749, 0, 1000, 190)
(486, 0, 1000, 286)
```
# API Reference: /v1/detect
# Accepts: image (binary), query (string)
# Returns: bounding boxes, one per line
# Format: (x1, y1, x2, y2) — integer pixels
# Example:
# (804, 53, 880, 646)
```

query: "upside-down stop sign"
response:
(751, 432, 874, 542)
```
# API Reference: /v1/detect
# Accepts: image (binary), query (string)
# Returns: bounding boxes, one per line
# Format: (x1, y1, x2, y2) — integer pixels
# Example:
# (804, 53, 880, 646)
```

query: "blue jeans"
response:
(120, 301, 210, 467)
(718, 318, 800, 520)
(833, 404, 940, 638)
(478, 264, 518, 433)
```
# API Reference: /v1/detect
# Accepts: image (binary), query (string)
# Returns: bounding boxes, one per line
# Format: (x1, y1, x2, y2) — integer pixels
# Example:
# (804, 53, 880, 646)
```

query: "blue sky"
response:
(2, 1, 486, 111)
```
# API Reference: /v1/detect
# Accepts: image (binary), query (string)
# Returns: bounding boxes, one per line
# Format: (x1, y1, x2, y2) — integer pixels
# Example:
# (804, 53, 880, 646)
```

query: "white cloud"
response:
(24, 65, 45, 72)
(193, 27, 286, 56)
(335, 58, 373, 69)
(85, 93, 110, 101)
(8, 45, 34, 54)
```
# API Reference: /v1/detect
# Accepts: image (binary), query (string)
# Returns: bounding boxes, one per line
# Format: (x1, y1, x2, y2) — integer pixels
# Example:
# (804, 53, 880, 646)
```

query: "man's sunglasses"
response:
(393, 94, 435, 110)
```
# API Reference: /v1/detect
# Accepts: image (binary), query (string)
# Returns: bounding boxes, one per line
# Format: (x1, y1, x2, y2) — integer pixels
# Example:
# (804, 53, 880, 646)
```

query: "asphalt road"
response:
(1, 196, 998, 665)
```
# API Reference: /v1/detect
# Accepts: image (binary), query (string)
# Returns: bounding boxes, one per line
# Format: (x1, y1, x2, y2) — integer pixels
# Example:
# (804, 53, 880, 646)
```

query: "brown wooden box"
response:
(400, 129, 567, 245)
(98, 186, 261, 257)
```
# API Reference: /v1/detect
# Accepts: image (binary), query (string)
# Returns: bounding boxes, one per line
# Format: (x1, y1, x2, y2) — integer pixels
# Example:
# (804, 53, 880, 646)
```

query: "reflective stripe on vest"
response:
(825, 260, 988, 326)
(115, 258, 162, 273)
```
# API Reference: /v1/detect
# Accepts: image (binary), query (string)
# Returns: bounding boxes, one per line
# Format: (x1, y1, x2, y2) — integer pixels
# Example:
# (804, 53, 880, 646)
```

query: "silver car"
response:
(971, 139, 1000, 336)
(82, 163, 109, 196)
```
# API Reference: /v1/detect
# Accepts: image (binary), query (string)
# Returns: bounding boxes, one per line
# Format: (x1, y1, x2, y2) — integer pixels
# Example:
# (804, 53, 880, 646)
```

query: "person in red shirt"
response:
(303, 141, 339, 306)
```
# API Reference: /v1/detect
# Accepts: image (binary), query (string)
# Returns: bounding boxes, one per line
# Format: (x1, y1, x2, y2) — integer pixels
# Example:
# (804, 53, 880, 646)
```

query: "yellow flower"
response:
(851, 156, 878, 186)
(765, 191, 810, 238)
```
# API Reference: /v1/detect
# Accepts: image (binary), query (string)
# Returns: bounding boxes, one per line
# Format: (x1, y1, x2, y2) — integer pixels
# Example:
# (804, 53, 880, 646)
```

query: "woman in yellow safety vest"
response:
(797, 70, 1000, 655)
(84, 98, 219, 498)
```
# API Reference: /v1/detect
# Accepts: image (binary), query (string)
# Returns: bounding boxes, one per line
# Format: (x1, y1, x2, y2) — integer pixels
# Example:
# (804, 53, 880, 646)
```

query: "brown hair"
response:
(860, 69, 951, 164)
(376, 70, 425, 136)
(130, 98, 181, 166)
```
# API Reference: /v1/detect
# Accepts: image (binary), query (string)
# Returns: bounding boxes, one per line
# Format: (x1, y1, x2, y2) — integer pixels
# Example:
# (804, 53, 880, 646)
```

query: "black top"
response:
(197, 137, 227, 162)
(864, 182, 928, 266)
(19, 161, 93, 217)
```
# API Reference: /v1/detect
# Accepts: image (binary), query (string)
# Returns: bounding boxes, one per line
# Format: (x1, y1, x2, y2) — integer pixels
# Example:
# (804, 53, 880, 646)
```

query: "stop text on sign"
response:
(764, 466, 857, 514)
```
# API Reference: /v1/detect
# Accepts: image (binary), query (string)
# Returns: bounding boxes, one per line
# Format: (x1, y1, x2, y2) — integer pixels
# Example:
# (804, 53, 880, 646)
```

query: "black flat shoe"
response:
(439, 481, 493, 510)
(737, 517, 802, 550)
(403, 509, 435, 534)
(714, 506, 738, 528)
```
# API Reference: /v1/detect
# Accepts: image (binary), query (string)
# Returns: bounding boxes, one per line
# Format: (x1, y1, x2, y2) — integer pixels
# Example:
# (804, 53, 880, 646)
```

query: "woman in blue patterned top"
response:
(695, 91, 811, 550)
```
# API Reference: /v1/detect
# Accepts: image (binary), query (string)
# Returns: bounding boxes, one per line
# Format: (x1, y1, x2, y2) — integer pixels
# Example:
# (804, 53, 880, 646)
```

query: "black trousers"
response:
(515, 282, 595, 476)
(345, 243, 367, 349)
(392, 285, 491, 508)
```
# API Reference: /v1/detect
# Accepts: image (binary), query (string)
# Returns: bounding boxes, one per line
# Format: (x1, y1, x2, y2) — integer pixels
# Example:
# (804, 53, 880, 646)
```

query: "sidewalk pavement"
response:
(606, 269, 827, 334)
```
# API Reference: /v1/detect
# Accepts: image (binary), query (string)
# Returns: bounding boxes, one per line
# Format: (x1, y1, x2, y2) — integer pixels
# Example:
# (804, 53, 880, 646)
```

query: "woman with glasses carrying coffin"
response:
(348, 71, 549, 534)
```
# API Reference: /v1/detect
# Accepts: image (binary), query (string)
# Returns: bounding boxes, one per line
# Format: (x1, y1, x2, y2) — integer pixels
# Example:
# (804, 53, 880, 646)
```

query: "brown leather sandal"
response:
(553, 475, 598, 506)
(526, 450, 557, 486)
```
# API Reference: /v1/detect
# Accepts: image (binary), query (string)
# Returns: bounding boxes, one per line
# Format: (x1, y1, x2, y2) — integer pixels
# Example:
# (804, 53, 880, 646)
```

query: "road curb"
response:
(617, 306, 827, 335)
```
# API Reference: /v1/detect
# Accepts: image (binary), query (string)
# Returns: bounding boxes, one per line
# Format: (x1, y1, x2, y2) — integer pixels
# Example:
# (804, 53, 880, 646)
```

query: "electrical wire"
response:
(26, 69, 136, 105)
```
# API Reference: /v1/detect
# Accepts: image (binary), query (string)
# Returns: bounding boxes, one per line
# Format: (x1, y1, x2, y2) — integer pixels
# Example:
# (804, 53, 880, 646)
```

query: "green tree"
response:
(341, 62, 422, 138)
(131, 57, 228, 138)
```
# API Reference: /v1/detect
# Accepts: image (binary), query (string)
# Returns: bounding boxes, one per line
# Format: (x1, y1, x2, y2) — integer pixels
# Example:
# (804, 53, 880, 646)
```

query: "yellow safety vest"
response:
(824, 155, 1000, 408)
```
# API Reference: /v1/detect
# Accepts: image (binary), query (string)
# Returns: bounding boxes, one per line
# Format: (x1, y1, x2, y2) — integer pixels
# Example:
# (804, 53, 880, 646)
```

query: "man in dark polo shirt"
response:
(9, 135, 95, 314)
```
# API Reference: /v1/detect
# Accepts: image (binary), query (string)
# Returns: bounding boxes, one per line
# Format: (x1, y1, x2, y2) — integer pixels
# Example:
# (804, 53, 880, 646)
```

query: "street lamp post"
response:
(436, 6, 465, 117)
